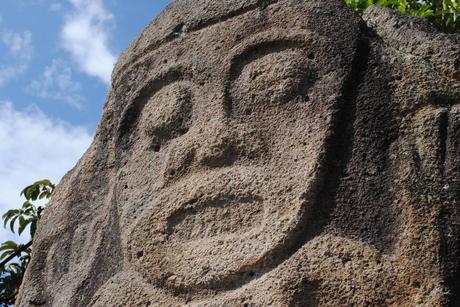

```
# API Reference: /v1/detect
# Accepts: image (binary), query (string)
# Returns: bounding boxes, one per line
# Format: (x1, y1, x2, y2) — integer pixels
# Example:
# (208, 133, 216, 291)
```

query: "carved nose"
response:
(196, 121, 236, 168)
(163, 143, 196, 183)
(163, 122, 235, 183)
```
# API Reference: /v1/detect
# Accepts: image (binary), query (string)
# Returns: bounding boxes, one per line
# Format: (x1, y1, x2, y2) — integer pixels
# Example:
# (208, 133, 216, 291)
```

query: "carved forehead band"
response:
(114, 0, 283, 84)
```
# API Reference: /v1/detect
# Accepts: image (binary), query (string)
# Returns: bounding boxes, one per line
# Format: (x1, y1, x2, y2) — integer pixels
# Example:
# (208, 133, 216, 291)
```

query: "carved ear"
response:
(387, 104, 458, 291)
(409, 105, 460, 183)
(368, 9, 460, 301)
(16, 94, 123, 306)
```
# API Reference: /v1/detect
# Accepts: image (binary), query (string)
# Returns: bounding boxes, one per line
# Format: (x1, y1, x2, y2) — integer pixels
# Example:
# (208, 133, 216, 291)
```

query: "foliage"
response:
(0, 179, 54, 306)
(344, 0, 459, 33)
(0, 262, 27, 306)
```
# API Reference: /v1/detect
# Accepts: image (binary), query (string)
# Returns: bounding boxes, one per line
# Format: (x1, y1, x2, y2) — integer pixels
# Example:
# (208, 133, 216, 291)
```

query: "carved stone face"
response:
(113, 3, 355, 293)
(15, 1, 460, 305)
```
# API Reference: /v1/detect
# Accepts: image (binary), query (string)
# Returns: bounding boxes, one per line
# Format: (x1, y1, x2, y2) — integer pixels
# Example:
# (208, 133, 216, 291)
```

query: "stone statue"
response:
(17, 0, 460, 306)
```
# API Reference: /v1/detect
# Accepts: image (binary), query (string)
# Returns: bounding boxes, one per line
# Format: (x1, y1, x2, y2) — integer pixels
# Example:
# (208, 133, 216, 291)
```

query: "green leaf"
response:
(18, 216, 30, 236)
(398, 0, 407, 12)
(35, 179, 52, 186)
(20, 184, 34, 198)
(9, 216, 18, 233)
(2, 212, 13, 228)
(30, 187, 40, 201)
(39, 191, 50, 200)
(24, 208, 34, 216)
(0, 241, 17, 251)
(421, 9, 435, 17)
(3, 209, 19, 226)
(0, 250, 14, 261)
(22, 200, 32, 210)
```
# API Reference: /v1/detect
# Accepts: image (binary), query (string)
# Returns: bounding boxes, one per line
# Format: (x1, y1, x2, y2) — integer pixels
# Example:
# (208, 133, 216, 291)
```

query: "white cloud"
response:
(0, 101, 93, 243)
(2, 29, 33, 61)
(0, 63, 28, 86)
(61, 0, 116, 84)
(27, 59, 83, 108)
(0, 27, 33, 86)
(49, 3, 63, 12)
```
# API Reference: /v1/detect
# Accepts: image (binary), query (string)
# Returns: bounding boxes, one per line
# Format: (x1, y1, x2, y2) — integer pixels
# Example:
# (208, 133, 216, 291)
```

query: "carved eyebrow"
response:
(228, 39, 309, 81)
(117, 67, 187, 143)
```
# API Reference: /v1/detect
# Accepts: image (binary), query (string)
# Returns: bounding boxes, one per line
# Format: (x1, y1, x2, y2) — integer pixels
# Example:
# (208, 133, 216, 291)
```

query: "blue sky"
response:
(0, 0, 171, 243)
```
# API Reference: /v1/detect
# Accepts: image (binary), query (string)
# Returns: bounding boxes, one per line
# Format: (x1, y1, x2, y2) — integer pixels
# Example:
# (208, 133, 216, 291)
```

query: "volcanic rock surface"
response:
(17, 0, 460, 306)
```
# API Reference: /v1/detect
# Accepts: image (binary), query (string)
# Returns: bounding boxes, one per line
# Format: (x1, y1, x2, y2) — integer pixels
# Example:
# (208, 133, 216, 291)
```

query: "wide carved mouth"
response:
(127, 167, 310, 293)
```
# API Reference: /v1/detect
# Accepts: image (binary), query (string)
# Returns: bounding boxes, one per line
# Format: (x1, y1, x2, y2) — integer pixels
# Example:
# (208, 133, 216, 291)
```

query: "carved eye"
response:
(138, 82, 192, 151)
(230, 49, 316, 115)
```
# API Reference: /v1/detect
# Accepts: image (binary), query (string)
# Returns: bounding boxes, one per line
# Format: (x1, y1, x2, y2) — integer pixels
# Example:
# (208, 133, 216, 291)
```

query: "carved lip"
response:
(158, 168, 268, 242)
(164, 193, 265, 242)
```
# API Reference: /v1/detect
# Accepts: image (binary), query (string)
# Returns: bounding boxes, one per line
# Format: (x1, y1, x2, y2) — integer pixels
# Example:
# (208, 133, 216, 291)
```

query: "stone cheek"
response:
(16, 1, 460, 306)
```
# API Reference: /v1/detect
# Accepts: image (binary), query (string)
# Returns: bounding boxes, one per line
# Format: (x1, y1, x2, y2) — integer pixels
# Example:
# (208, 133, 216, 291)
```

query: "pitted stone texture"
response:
(17, 1, 460, 306)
